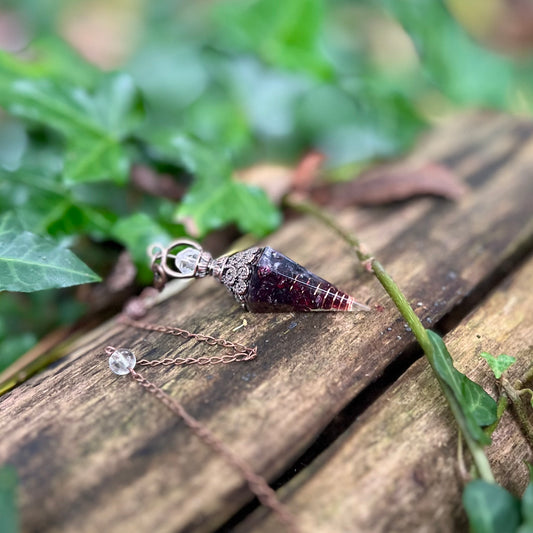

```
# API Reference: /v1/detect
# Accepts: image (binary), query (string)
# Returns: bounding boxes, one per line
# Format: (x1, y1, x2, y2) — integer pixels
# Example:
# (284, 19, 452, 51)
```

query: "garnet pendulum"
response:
(149, 240, 370, 313)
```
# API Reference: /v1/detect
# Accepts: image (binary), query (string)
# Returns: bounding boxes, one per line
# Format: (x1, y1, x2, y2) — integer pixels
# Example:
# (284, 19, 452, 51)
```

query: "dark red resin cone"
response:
(239, 247, 365, 312)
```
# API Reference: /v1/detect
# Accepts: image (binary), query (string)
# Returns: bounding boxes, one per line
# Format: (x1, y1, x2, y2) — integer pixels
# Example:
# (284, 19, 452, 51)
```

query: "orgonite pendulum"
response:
(148, 239, 370, 313)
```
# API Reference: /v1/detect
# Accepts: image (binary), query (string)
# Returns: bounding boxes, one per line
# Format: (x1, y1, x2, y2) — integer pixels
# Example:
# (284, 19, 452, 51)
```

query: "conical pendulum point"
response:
(242, 248, 370, 313)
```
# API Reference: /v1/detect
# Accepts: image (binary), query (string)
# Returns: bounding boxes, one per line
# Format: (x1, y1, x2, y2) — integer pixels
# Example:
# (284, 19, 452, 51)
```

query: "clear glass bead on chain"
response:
(109, 349, 136, 375)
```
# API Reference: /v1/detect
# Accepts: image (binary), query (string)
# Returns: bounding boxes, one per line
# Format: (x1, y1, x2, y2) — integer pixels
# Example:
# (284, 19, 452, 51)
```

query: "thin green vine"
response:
(286, 196, 495, 483)
(502, 378, 533, 449)
(484, 394, 509, 438)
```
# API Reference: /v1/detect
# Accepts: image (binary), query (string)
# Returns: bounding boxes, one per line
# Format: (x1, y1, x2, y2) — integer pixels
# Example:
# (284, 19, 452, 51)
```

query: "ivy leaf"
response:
(379, 0, 514, 108)
(144, 131, 233, 180)
(0, 212, 101, 292)
(0, 167, 116, 239)
(480, 352, 517, 380)
(427, 330, 497, 445)
(178, 179, 281, 238)
(0, 332, 37, 373)
(0, 35, 99, 87)
(463, 480, 521, 533)
(111, 213, 182, 282)
(144, 131, 281, 237)
(0, 52, 142, 184)
(63, 133, 129, 184)
(215, 0, 332, 78)
(0, 466, 18, 533)
(520, 464, 533, 529)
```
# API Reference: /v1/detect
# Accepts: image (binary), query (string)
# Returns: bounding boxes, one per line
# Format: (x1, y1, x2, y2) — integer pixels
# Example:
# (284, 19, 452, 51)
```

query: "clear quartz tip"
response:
(347, 298, 371, 312)
(109, 349, 136, 375)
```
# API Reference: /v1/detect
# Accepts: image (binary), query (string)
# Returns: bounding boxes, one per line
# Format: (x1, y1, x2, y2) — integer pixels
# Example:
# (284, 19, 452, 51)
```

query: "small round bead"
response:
(175, 248, 201, 276)
(109, 349, 136, 375)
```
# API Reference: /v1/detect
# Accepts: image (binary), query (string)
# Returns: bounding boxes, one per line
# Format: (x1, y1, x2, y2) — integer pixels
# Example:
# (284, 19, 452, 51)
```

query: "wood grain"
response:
(240, 249, 533, 533)
(1, 112, 533, 533)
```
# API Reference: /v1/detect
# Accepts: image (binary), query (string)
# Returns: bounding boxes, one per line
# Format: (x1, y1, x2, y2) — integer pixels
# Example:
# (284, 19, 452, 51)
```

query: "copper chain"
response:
(112, 315, 300, 532)
(119, 315, 257, 365)
(129, 368, 300, 533)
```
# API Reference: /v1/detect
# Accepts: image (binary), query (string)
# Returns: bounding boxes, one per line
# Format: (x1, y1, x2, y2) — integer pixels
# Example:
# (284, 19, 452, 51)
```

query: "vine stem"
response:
(502, 379, 533, 450)
(286, 196, 495, 483)
(517, 363, 533, 385)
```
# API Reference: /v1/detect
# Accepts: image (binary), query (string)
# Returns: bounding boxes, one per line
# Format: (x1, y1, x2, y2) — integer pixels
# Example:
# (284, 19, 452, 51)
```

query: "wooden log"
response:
(0, 112, 533, 532)
(240, 246, 533, 533)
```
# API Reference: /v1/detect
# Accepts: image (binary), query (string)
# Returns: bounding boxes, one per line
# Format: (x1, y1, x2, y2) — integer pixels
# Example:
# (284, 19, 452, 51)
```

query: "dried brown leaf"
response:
(311, 163, 469, 208)
(292, 151, 326, 192)
(237, 164, 294, 205)
(237, 152, 325, 206)
(448, 0, 533, 54)
(59, 0, 140, 68)
(0, 11, 27, 52)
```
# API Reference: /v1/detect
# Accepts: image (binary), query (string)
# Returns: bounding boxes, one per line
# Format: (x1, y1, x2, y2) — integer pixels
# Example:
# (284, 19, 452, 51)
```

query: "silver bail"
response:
(148, 239, 214, 288)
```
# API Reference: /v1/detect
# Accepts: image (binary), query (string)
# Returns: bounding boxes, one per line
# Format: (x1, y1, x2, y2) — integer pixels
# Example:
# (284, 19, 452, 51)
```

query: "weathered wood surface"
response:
(1, 112, 533, 533)
(238, 249, 533, 533)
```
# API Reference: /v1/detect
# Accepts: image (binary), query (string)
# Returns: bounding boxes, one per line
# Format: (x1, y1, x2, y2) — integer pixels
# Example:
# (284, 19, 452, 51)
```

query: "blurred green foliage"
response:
(463, 465, 533, 533)
(0, 465, 18, 533)
(2, 0, 533, 370)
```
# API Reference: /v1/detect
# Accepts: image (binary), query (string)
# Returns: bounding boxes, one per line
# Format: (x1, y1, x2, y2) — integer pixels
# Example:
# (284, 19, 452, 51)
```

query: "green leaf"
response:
(0, 35, 99, 88)
(63, 134, 129, 184)
(0, 53, 141, 137)
(463, 480, 521, 533)
(111, 212, 172, 264)
(143, 131, 281, 237)
(216, 0, 332, 78)
(0, 466, 18, 533)
(127, 45, 207, 125)
(0, 118, 27, 171)
(480, 352, 517, 380)
(45, 203, 117, 240)
(427, 330, 497, 445)
(0, 332, 36, 373)
(111, 213, 180, 282)
(0, 212, 101, 292)
(0, 52, 142, 183)
(178, 179, 281, 238)
(521, 464, 533, 526)
(29, 36, 101, 88)
(378, 0, 515, 108)
(0, 167, 116, 239)
(145, 131, 233, 179)
(296, 82, 426, 165)
(0, 290, 85, 369)
(0, 75, 96, 135)
(89, 72, 145, 138)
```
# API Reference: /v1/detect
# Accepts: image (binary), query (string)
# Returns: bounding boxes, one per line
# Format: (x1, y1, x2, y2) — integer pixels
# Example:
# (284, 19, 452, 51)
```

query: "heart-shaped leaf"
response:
(521, 464, 533, 528)
(0, 212, 100, 292)
(427, 330, 497, 445)
(480, 352, 517, 380)
(463, 480, 521, 533)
